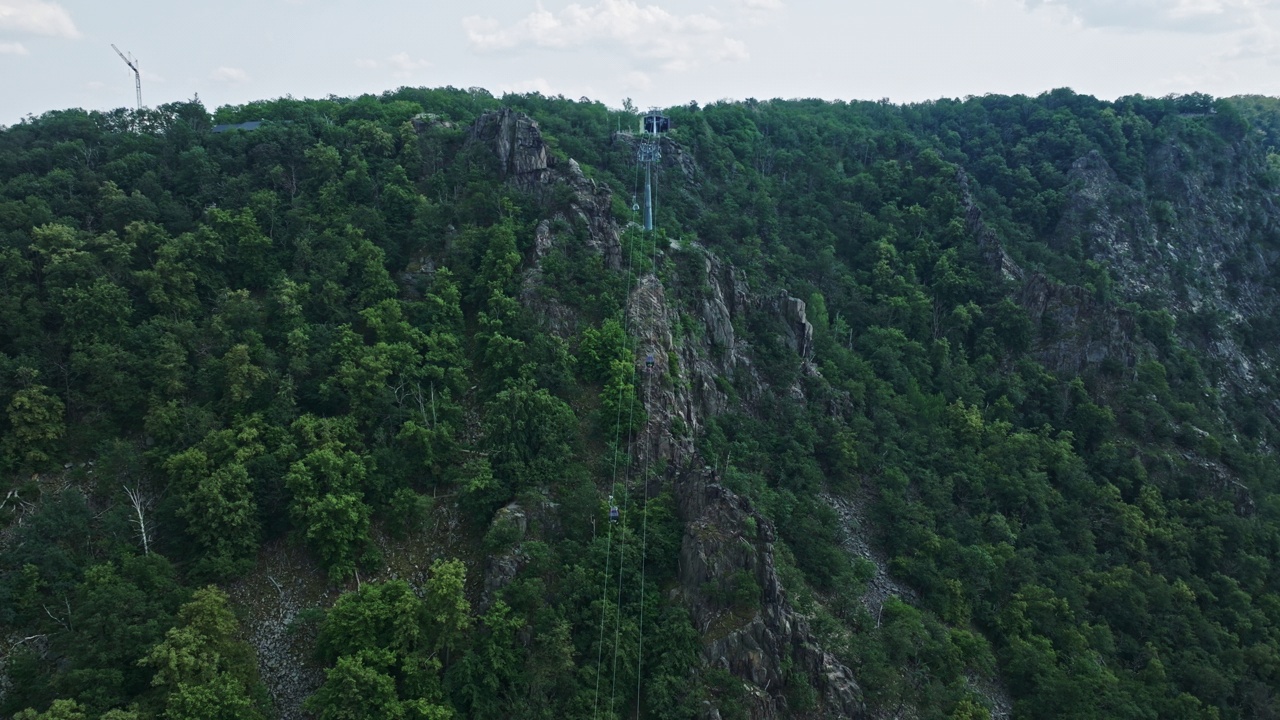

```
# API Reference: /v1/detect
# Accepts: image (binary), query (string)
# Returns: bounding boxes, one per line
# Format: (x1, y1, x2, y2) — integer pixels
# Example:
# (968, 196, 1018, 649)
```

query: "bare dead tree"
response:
(4, 486, 38, 526)
(124, 485, 153, 555)
(13, 633, 48, 649)
(43, 595, 72, 632)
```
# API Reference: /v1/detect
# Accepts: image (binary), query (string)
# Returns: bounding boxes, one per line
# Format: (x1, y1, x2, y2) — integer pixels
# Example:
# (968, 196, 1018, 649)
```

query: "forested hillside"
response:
(1, 87, 1279, 720)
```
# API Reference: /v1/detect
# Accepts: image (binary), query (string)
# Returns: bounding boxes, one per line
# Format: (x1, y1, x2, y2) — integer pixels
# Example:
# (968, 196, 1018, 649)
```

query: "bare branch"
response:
(124, 485, 153, 555)
(43, 603, 70, 632)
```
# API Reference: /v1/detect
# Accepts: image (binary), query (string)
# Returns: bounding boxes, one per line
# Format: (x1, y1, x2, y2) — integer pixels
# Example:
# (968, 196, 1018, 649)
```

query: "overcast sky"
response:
(1, 0, 1278, 125)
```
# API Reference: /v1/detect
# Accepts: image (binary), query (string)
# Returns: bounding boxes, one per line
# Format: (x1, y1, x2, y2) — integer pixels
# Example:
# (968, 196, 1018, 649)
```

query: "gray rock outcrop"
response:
(469, 106, 864, 718)
(679, 472, 863, 718)
(626, 248, 861, 716)
(958, 167, 1141, 375)
(466, 108, 553, 189)
(466, 109, 625, 337)
(1055, 145, 1280, 403)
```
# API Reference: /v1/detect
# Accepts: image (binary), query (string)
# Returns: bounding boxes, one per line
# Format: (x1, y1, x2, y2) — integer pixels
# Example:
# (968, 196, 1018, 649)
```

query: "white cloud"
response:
(731, 0, 785, 26)
(494, 76, 598, 99)
(1023, 0, 1272, 32)
(498, 77, 559, 95)
(623, 69, 653, 91)
(353, 52, 432, 79)
(1218, 21, 1280, 63)
(0, 0, 79, 38)
(464, 0, 751, 71)
(711, 38, 748, 62)
(387, 52, 431, 73)
(0, 40, 27, 54)
(209, 66, 249, 84)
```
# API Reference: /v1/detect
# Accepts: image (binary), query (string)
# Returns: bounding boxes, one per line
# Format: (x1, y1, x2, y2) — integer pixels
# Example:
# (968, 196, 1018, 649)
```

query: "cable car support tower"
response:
(638, 109, 669, 231)
(111, 44, 142, 110)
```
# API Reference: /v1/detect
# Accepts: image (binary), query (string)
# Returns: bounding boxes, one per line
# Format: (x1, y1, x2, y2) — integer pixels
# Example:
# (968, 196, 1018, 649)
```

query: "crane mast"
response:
(111, 44, 142, 110)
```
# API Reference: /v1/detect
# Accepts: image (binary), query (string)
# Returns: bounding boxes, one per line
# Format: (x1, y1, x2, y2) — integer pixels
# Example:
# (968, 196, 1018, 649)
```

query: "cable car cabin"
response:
(609, 506, 620, 523)
(645, 354, 655, 372)
(644, 113, 670, 134)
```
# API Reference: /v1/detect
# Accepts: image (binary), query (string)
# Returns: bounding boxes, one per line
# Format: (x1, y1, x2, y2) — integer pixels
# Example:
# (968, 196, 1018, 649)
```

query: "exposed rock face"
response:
(481, 502, 528, 610)
(559, 158, 625, 271)
(227, 543, 334, 720)
(1055, 145, 1280, 402)
(1016, 274, 1141, 374)
(611, 131, 701, 186)
(469, 107, 863, 718)
(957, 170, 1023, 284)
(411, 112, 454, 132)
(466, 108, 554, 189)
(469, 111, 622, 273)
(821, 493, 916, 620)
(627, 274, 691, 467)
(768, 293, 815, 362)
(627, 247, 768, 468)
(467, 109, 624, 337)
(963, 136, 1280, 404)
(958, 167, 1141, 375)
(679, 472, 863, 719)
(480, 498, 561, 610)
(625, 251, 861, 715)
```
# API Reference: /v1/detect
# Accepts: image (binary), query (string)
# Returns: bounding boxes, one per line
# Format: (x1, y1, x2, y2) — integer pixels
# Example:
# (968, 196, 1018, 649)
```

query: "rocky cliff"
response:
(959, 168, 1144, 376)
(964, 128, 1280, 434)
(471, 109, 863, 718)
(1056, 142, 1280, 408)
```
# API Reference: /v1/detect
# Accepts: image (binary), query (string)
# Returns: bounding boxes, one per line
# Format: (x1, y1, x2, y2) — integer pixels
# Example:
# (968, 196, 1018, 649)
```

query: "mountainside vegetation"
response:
(1, 86, 1280, 720)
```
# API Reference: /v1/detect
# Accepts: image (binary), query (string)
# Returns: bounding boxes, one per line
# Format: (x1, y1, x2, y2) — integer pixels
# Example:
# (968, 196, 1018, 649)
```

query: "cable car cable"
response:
(597, 109, 669, 719)
(609, 380, 640, 715)
(593, 131, 645, 720)
(634, 210, 663, 715)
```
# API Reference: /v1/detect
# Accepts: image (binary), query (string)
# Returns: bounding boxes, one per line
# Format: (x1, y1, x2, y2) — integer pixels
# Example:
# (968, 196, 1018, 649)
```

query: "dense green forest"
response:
(1, 86, 1279, 719)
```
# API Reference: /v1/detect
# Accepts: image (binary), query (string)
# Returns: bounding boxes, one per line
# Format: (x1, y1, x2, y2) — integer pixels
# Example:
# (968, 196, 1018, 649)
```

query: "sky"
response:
(1, 0, 1279, 125)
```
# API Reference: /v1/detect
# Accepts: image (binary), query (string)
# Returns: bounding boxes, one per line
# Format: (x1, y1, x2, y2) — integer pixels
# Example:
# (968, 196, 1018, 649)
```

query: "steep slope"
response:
(2, 88, 1280, 720)
(474, 108, 864, 717)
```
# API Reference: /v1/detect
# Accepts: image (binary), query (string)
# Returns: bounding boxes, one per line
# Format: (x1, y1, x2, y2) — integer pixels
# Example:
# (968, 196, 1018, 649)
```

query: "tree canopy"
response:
(2, 87, 1280, 719)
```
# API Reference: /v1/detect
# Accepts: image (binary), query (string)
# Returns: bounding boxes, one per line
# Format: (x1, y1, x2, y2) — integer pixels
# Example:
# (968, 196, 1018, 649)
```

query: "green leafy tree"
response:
(164, 449, 261, 581)
(307, 649, 414, 720)
(482, 375, 577, 490)
(422, 559, 472, 655)
(285, 442, 373, 581)
(142, 586, 269, 720)
(445, 601, 523, 719)
(50, 555, 184, 714)
(13, 699, 88, 720)
(5, 378, 65, 466)
(299, 489, 371, 581)
(309, 565, 470, 720)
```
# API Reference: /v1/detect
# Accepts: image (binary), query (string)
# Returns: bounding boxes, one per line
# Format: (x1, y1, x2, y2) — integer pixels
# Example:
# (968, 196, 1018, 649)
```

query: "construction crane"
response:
(111, 44, 141, 110)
